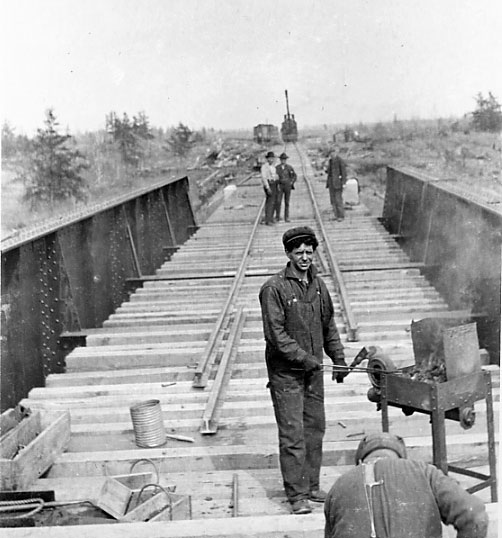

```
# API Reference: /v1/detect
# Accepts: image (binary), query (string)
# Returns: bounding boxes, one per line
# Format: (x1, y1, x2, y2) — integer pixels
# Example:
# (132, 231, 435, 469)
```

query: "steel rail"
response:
(292, 143, 359, 341)
(0, 169, 255, 253)
(200, 307, 246, 434)
(192, 197, 265, 388)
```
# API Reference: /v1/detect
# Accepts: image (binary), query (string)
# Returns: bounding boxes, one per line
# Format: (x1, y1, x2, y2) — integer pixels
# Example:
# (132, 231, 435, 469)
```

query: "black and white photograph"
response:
(1, 1, 501, 536)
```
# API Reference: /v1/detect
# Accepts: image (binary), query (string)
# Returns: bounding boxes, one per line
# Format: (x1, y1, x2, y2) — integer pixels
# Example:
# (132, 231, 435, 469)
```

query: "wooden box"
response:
(123, 491, 191, 522)
(96, 472, 155, 519)
(0, 409, 70, 490)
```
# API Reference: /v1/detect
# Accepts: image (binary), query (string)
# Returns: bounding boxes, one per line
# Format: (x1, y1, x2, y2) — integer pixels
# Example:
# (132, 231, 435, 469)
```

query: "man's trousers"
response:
(329, 188, 344, 219)
(264, 183, 278, 224)
(274, 181, 293, 221)
(268, 370, 325, 502)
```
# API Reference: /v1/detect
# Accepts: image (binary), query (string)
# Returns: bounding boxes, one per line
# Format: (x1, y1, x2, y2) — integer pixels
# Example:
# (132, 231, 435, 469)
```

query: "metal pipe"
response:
(232, 473, 239, 517)
(293, 364, 394, 375)
(130, 399, 166, 448)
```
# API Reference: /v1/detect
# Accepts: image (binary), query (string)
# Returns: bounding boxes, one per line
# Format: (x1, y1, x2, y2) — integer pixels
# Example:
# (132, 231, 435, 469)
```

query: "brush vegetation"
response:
(2, 94, 501, 237)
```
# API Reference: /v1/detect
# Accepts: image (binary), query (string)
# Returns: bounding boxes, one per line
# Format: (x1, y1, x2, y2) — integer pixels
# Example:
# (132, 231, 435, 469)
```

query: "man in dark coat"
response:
(259, 227, 347, 515)
(326, 147, 347, 221)
(274, 152, 297, 222)
(324, 432, 488, 538)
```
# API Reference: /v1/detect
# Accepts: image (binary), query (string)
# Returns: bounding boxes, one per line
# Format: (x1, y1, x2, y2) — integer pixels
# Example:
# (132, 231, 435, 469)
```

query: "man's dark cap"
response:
(265, 151, 275, 158)
(279, 152, 289, 159)
(354, 432, 407, 464)
(282, 226, 318, 249)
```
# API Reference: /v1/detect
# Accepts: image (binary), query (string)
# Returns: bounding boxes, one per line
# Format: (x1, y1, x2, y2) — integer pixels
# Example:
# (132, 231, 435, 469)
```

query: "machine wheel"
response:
(367, 354, 397, 389)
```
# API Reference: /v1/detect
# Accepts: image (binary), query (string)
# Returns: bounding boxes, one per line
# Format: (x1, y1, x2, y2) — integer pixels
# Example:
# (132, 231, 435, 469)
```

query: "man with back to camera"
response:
(324, 432, 488, 538)
(274, 152, 297, 222)
(259, 226, 348, 515)
(260, 151, 278, 225)
(326, 146, 347, 221)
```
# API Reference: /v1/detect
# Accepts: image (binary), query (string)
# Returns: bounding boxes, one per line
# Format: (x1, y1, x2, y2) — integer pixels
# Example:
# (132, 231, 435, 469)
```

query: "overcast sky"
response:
(2, 0, 502, 135)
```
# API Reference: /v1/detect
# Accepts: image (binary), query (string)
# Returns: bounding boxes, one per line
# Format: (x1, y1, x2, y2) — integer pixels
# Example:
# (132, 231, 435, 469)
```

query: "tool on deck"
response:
(165, 433, 194, 443)
(232, 473, 239, 517)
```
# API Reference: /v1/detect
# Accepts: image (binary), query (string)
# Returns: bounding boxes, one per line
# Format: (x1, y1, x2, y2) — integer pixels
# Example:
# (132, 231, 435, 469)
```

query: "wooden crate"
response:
(122, 491, 191, 522)
(0, 410, 70, 490)
(96, 472, 155, 519)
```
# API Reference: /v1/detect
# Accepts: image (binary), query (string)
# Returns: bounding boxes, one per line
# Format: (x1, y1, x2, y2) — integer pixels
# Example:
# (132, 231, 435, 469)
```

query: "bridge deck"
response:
(14, 144, 499, 535)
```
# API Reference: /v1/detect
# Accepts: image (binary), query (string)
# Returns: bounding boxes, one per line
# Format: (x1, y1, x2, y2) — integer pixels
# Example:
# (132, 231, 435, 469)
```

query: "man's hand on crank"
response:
(332, 363, 349, 383)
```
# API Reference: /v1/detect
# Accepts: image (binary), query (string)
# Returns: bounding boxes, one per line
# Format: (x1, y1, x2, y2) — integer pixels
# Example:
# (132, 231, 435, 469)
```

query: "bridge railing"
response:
(1, 176, 196, 411)
(383, 166, 501, 364)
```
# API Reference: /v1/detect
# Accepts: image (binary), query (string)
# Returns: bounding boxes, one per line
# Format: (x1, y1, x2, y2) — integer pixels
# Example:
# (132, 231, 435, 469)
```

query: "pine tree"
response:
(23, 109, 88, 207)
(471, 92, 502, 132)
(166, 123, 195, 159)
(1, 121, 16, 158)
(106, 111, 153, 167)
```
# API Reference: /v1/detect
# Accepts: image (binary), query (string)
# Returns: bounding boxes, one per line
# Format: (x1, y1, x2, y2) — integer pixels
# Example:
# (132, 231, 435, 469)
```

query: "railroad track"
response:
(17, 142, 499, 536)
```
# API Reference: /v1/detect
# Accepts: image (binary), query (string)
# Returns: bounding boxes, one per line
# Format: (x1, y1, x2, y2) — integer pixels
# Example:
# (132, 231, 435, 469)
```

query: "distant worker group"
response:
(261, 147, 353, 225)
(260, 151, 297, 225)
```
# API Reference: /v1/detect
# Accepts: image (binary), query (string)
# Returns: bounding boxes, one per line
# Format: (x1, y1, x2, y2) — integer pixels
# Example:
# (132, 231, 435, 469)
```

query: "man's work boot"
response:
(309, 489, 327, 503)
(290, 499, 312, 514)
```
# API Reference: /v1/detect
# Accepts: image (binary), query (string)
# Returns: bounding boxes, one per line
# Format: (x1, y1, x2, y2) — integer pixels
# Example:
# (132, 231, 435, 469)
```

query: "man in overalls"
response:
(324, 433, 488, 538)
(259, 227, 347, 514)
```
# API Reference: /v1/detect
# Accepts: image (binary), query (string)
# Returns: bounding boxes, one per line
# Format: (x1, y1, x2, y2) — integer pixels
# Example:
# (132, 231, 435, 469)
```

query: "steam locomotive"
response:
(281, 89, 298, 143)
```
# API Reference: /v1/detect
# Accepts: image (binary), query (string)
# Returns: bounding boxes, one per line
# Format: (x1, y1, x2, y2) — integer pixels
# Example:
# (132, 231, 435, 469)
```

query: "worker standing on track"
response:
(259, 226, 347, 515)
(274, 152, 297, 222)
(324, 432, 488, 538)
(326, 147, 347, 221)
(261, 151, 279, 225)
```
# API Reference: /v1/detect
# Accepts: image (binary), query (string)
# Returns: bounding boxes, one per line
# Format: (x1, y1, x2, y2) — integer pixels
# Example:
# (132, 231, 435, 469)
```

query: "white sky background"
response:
(2, 0, 502, 135)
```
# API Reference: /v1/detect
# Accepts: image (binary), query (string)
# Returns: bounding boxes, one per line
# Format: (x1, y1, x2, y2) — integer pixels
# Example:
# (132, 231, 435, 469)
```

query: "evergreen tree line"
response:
(2, 92, 501, 208)
(2, 109, 205, 208)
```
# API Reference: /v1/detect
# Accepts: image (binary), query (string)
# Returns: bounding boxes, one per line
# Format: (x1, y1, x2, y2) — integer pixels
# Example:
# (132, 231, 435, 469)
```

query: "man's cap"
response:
(354, 432, 407, 464)
(282, 226, 318, 249)
(279, 152, 289, 159)
(265, 151, 275, 158)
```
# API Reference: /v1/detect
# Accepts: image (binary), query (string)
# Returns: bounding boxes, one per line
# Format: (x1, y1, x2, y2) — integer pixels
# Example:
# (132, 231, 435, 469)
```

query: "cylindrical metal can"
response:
(130, 400, 166, 448)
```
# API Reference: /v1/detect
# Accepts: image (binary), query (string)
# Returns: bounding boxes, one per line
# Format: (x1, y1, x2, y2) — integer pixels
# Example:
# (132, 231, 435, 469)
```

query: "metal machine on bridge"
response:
(281, 90, 298, 143)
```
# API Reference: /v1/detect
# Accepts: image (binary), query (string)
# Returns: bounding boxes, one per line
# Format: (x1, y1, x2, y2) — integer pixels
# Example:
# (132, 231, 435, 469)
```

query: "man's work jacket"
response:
(324, 458, 488, 538)
(275, 163, 297, 185)
(326, 155, 347, 191)
(259, 263, 345, 374)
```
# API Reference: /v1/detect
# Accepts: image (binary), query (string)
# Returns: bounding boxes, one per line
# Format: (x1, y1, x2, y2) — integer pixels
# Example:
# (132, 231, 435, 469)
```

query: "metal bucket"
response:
(130, 400, 166, 448)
